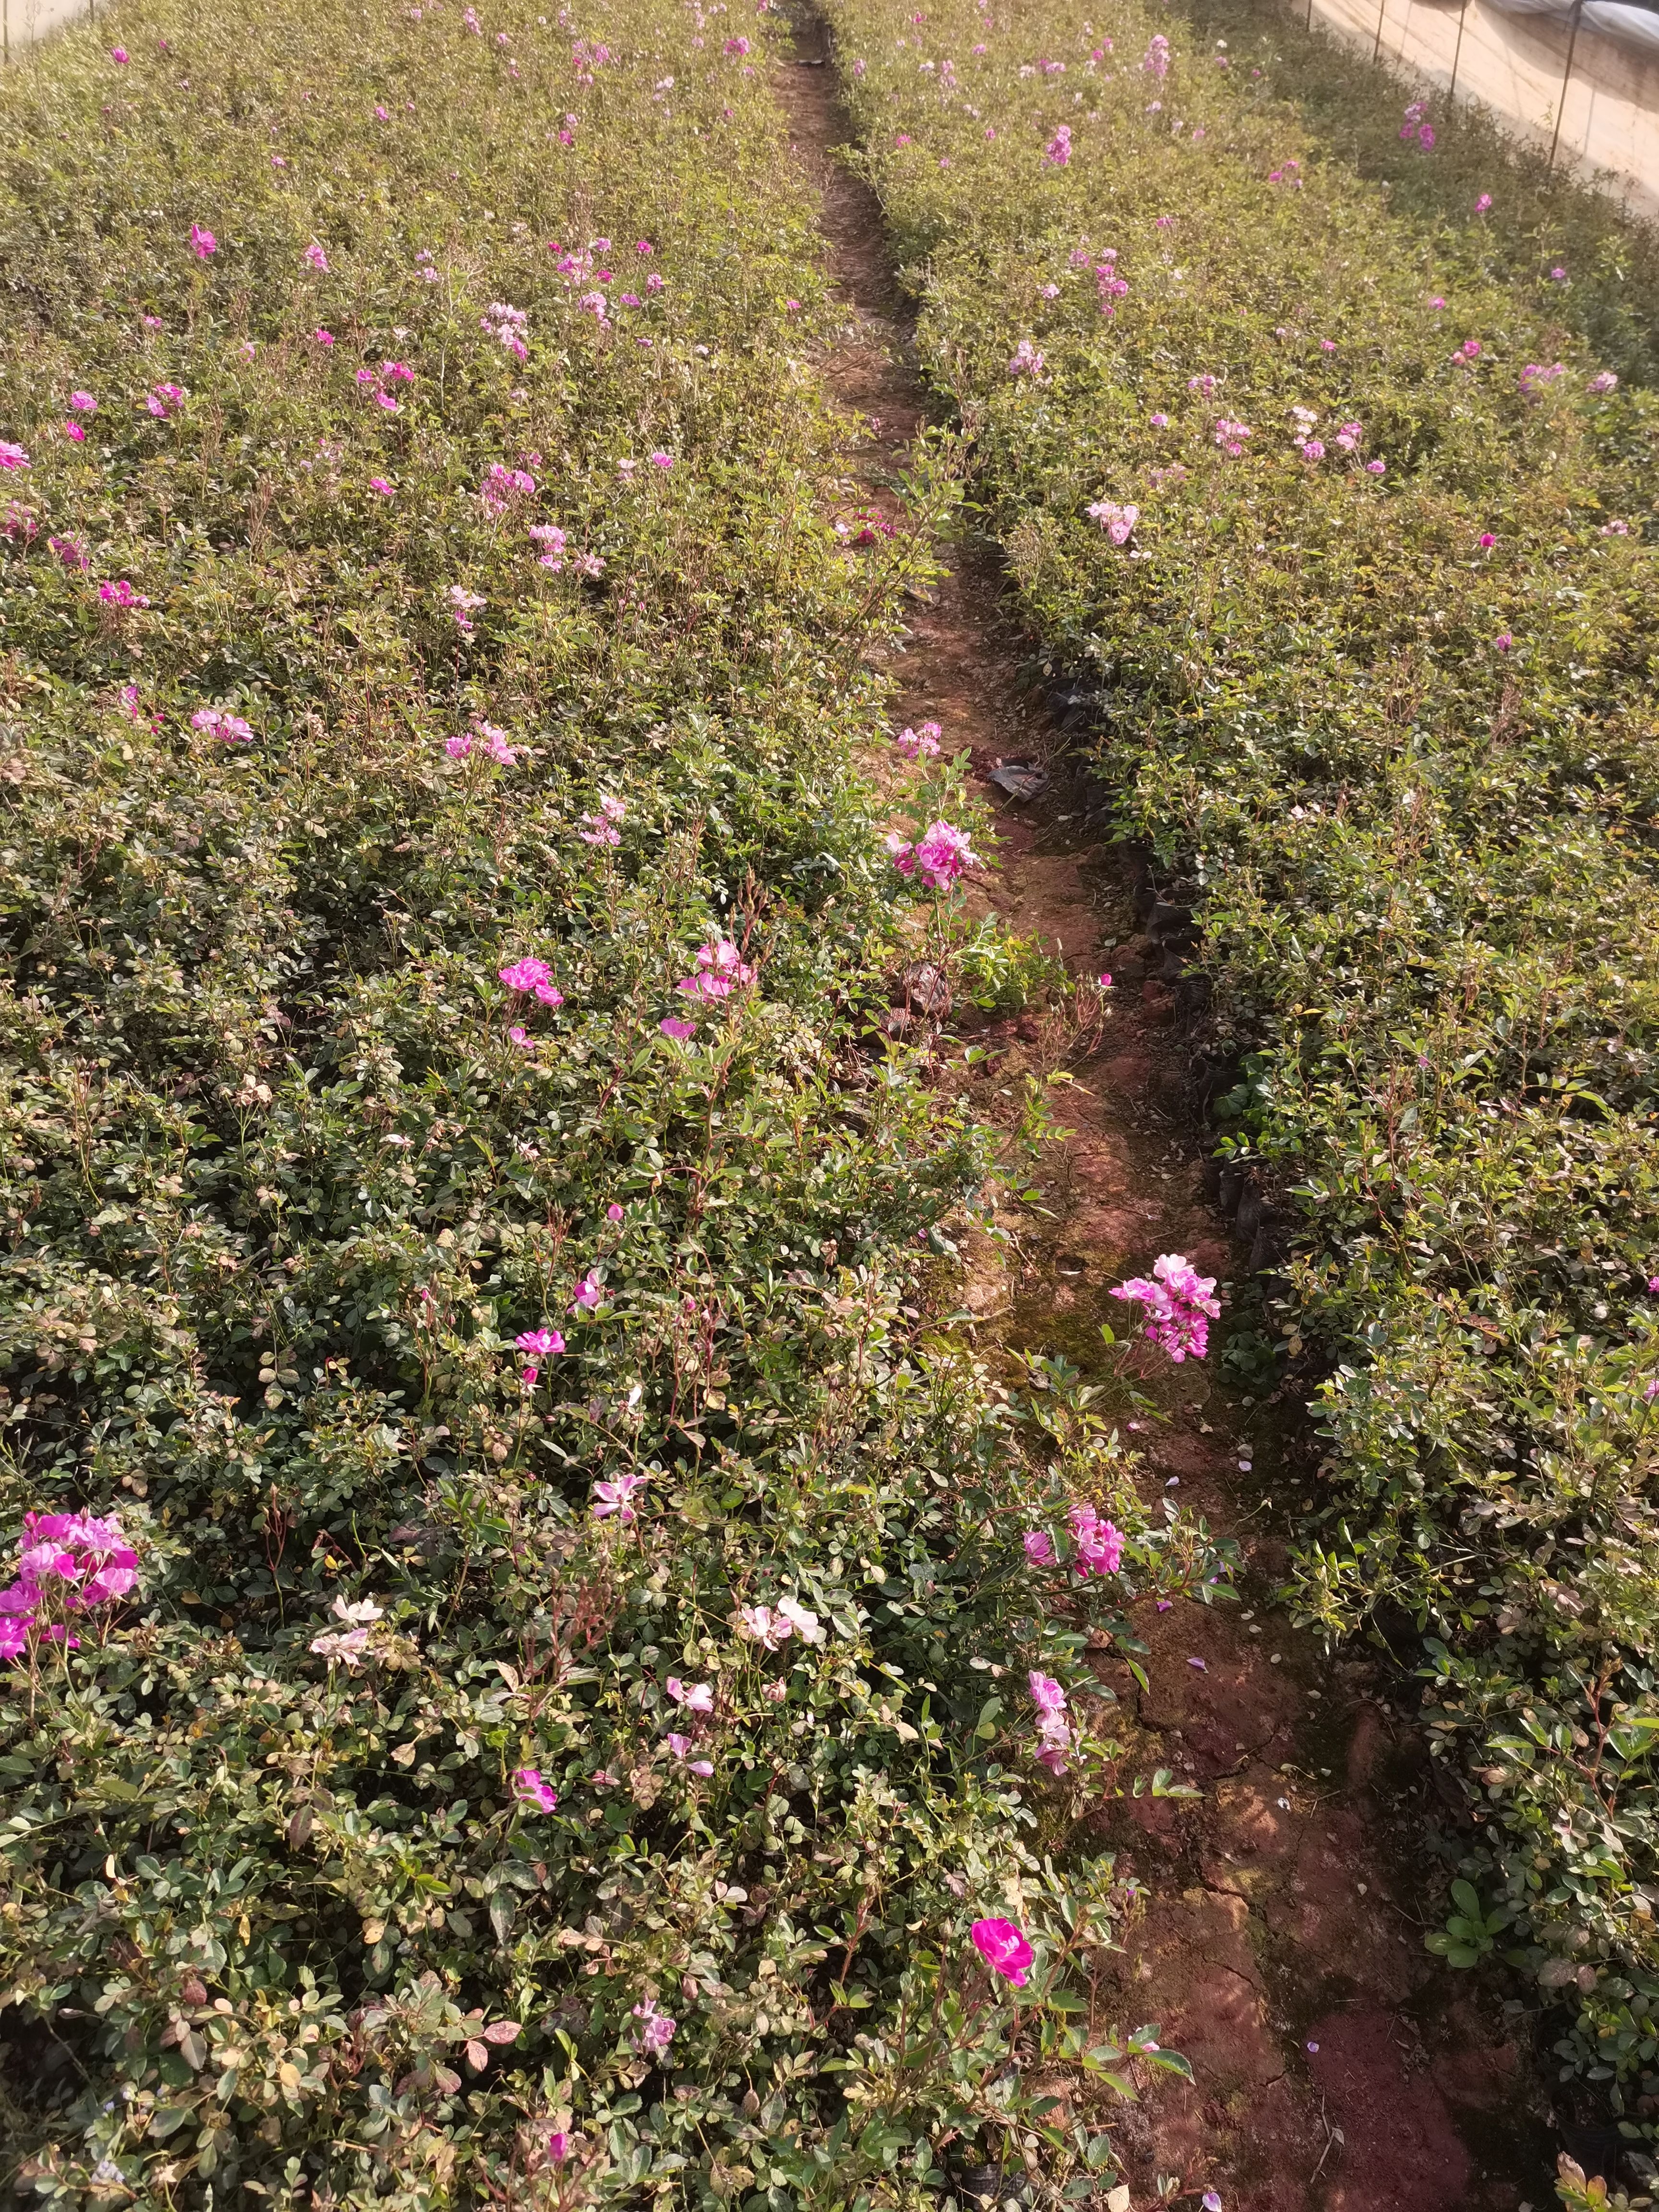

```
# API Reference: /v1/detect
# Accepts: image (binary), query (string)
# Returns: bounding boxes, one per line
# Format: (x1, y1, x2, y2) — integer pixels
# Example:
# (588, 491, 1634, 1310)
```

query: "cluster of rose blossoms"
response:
(192, 706, 254, 744)
(1094, 250, 1130, 317)
(1022, 1503, 1127, 1578)
(446, 719, 518, 764)
(579, 793, 626, 845)
(448, 584, 486, 637)
(659, 937, 755, 1041)
(738, 1595, 824, 1648)
(529, 521, 569, 569)
(661, 1676, 716, 1774)
(499, 953, 564, 1008)
(1027, 1670, 1074, 1775)
(480, 300, 529, 360)
(481, 461, 536, 515)
(354, 359, 414, 414)
(1021, 1500, 1125, 1578)
(0, 1511, 139, 1661)
(674, 937, 755, 1004)
(1071, 1500, 1126, 1573)
(309, 1592, 383, 1669)
(1088, 498, 1138, 544)
(1111, 1252, 1221, 1361)
(887, 821, 976, 890)
(514, 1327, 564, 1386)
(1283, 405, 1373, 467)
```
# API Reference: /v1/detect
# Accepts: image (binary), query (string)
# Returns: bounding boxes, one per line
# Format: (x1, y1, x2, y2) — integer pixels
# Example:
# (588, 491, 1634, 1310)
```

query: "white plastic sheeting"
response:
(1309, 0, 1659, 217)
(3, 0, 103, 54)
(1482, 0, 1659, 56)
(1585, 5, 1659, 53)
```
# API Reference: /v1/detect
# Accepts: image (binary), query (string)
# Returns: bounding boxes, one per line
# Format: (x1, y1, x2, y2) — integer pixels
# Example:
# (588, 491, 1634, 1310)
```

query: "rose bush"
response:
(0, 0, 1224, 2200)
(825, 0, 1659, 2128)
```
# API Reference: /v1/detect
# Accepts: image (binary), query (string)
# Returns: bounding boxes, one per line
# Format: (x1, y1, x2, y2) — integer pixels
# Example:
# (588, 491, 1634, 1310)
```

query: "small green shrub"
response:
(1557, 2152, 1655, 2212)
(956, 914, 1066, 1011)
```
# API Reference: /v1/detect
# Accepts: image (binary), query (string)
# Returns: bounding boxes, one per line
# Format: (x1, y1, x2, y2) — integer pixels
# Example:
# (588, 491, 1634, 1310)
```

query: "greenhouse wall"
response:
(1302, 0, 1659, 218)
(3, 0, 102, 57)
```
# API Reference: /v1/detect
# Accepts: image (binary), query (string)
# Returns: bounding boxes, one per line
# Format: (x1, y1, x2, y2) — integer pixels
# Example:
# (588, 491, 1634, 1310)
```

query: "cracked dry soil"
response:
(775, 23, 1556, 2212)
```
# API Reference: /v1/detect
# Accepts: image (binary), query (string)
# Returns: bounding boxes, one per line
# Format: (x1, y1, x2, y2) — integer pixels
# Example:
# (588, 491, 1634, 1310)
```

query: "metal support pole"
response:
(1306, 0, 1315, 34)
(1547, 0, 1583, 172)
(1372, 0, 1388, 61)
(1448, 0, 1470, 96)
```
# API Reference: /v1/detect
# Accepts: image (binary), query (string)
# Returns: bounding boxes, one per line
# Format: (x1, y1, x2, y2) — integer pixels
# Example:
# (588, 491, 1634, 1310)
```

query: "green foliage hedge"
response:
(825, 0, 1659, 2116)
(0, 0, 1223, 2201)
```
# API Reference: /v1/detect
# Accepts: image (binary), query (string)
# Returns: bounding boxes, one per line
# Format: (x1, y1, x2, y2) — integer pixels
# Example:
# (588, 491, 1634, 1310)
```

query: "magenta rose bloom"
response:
(970, 1917, 1033, 1986)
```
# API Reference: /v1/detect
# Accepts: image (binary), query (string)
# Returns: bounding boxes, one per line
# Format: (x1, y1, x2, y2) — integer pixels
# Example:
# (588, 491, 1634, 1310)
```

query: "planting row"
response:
(0, 0, 1219, 2202)
(825, 0, 1659, 2128)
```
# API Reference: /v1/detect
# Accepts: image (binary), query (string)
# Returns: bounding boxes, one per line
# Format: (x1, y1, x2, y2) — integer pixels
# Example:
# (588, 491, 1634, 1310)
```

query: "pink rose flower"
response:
(1069, 1502, 1125, 1575)
(515, 1327, 565, 1358)
(499, 956, 560, 1000)
(1109, 1252, 1220, 1361)
(631, 1999, 677, 2051)
(970, 1917, 1034, 1985)
(892, 821, 976, 891)
(512, 1767, 558, 1812)
(592, 1471, 649, 1524)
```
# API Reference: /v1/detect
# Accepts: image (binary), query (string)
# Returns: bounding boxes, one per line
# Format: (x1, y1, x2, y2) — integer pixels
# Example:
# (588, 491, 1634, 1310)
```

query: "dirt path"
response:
(774, 21, 1555, 2212)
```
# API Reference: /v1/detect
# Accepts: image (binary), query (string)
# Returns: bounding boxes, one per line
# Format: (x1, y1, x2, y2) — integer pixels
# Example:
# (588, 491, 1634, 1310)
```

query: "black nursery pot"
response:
(952, 2167, 1030, 2208)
